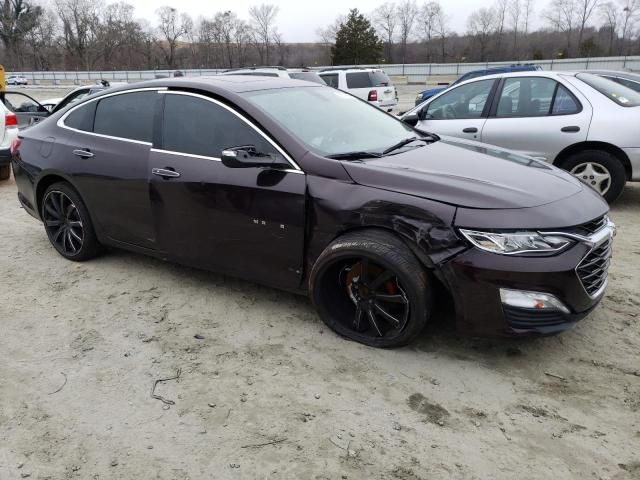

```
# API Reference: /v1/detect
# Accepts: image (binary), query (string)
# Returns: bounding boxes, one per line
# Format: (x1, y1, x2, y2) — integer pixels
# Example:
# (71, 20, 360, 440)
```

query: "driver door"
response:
(2, 92, 49, 128)
(415, 79, 497, 142)
(149, 91, 307, 290)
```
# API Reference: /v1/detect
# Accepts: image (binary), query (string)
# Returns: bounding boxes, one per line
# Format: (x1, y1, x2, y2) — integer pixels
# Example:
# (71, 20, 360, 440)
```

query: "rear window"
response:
(577, 73, 640, 107)
(320, 73, 339, 88)
(369, 71, 390, 86)
(289, 72, 326, 84)
(94, 91, 157, 142)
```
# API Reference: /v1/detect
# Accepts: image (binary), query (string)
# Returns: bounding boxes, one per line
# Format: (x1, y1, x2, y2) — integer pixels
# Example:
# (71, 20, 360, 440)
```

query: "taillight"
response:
(10, 137, 22, 156)
(5, 112, 18, 128)
(368, 90, 378, 102)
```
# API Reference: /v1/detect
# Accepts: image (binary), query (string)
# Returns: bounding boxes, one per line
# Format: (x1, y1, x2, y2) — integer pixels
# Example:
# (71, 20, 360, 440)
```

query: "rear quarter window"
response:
(93, 91, 158, 142)
(64, 102, 96, 132)
(346, 72, 372, 89)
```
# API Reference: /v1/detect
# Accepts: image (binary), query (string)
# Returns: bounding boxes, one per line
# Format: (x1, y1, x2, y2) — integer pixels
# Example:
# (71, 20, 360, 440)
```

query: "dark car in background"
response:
(12, 76, 614, 347)
(415, 64, 543, 105)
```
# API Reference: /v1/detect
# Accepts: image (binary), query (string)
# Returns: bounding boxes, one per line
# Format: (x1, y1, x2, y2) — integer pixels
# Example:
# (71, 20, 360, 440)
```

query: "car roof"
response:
(97, 76, 323, 95)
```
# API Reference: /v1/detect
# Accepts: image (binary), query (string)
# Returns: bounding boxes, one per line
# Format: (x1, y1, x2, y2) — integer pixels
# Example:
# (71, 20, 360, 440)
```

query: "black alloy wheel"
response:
(311, 229, 431, 348)
(41, 182, 101, 261)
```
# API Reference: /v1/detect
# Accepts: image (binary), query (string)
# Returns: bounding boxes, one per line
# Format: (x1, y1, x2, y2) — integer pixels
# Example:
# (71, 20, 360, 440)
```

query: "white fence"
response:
(8, 55, 640, 85)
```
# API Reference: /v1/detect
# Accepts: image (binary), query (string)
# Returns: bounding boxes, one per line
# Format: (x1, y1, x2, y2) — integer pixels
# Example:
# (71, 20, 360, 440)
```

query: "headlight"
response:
(459, 229, 573, 255)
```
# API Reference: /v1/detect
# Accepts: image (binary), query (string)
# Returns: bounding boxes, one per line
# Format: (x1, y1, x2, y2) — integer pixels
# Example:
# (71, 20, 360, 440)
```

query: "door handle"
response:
(152, 167, 181, 178)
(72, 149, 94, 158)
(462, 127, 478, 133)
(561, 126, 580, 133)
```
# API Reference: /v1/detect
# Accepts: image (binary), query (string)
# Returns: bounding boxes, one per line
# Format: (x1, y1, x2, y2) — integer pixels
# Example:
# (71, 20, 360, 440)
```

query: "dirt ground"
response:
(1, 171, 639, 479)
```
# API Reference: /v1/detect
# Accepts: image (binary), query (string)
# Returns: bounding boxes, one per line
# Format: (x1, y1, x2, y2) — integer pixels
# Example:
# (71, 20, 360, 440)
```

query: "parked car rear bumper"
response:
(622, 148, 640, 181)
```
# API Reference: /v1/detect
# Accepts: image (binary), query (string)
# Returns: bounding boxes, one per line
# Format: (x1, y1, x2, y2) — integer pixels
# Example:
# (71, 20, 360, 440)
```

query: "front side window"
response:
(161, 94, 276, 158)
(244, 86, 418, 156)
(496, 77, 557, 117)
(577, 73, 640, 107)
(93, 91, 157, 142)
(3, 92, 46, 113)
(426, 79, 495, 120)
(321, 74, 339, 88)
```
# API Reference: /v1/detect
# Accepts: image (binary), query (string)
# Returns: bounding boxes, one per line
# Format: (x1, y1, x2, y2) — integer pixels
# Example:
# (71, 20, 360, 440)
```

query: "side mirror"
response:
(221, 146, 289, 170)
(402, 112, 420, 127)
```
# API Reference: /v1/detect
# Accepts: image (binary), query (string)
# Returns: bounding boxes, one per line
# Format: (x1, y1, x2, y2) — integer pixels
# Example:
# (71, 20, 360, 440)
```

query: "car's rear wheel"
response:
(0, 165, 10, 180)
(41, 182, 101, 261)
(310, 230, 431, 348)
(559, 150, 626, 203)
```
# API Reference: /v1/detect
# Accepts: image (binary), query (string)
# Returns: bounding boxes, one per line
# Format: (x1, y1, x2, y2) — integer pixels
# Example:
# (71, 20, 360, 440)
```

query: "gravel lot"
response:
(1, 87, 639, 480)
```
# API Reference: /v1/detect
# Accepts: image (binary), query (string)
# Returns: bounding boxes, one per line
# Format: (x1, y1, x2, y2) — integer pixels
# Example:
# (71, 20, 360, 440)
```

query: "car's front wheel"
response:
(310, 230, 432, 348)
(560, 150, 626, 203)
(41, 182, 101, 261)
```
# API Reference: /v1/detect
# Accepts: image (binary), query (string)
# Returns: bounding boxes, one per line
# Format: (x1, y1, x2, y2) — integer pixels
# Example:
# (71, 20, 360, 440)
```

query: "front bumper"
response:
(440, 221, 615, 336)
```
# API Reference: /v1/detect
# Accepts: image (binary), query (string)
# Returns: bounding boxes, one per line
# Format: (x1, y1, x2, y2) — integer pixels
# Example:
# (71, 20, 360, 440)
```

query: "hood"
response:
(342, 137, 588, 209)
(420, 87, 447, 97)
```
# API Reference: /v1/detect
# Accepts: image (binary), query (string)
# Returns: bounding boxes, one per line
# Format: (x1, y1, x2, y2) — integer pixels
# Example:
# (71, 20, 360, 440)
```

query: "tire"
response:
(309, 229, 432, 348)
(558, 150, 626, 204)
(41, 182, 101, 261)
(0, 165, 10, 181)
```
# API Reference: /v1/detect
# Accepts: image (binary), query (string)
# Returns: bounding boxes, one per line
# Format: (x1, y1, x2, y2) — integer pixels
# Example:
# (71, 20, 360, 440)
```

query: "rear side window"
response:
(346, 72, 372, 89)
(551, 86, 580, 115)
(321, 74, 339, 88)
(161, 94, 276, 158)
(577, 73, 640, 107)
(93, 91, 157, 142)
(64, 102, 96, 132)
(496, 77, 557, 117)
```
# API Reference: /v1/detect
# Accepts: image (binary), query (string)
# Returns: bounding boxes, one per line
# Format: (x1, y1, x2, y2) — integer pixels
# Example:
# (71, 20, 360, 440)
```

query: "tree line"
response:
(0, 0, 638, 72)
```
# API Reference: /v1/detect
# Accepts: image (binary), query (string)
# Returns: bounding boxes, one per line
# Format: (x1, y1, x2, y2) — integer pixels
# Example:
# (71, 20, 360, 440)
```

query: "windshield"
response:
(577, 73, 640, 107)
(244, 87, 419, 157)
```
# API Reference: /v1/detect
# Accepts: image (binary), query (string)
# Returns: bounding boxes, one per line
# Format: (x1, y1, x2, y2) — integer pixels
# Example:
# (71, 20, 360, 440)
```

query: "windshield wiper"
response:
(325, 151, 383, 160)
(382, 137, 422, 155)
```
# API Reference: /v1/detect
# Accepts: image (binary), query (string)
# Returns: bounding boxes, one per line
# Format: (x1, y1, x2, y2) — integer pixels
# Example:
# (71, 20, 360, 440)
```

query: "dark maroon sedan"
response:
(11, 77, 615, 347)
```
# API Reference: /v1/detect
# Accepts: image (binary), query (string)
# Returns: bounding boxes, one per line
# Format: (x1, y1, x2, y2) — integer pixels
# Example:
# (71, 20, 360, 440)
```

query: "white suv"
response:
(319, 68, 398, 111)
(220, 67, 326, 85)
(0, 102, 19, 180)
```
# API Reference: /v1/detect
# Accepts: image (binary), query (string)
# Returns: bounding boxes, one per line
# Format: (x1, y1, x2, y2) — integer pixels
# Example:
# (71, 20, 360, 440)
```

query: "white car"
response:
(5, 75, 28, 86)
(0, 102, 19, 180)
(319, 68, 398, 111)
(402, 71, 640, 202)
(220, 67, 326, 85)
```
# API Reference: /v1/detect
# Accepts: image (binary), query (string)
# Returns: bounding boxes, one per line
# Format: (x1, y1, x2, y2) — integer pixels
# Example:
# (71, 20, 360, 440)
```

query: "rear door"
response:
(2, 92, 49, 128)
(481, 76, 590, 161)
(415, 78, 497, 141)
(148, 91, 306, 290)
(56, 89, 160, 249)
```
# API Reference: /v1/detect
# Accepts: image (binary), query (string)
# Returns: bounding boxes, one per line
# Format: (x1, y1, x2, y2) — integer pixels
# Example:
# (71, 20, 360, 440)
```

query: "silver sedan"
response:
(402, 71, 640, 202)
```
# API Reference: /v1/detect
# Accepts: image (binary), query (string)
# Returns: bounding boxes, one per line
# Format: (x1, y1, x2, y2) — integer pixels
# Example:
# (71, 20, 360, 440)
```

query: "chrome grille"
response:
(577, 238, 612, 296)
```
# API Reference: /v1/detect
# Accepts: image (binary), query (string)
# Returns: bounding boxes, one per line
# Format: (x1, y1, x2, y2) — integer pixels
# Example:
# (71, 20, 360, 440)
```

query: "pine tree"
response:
(331, 9, 382, 65)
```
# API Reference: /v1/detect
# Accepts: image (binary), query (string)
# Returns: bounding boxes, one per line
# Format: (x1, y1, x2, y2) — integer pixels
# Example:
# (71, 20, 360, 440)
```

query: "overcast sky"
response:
(130, 0, 545, 42)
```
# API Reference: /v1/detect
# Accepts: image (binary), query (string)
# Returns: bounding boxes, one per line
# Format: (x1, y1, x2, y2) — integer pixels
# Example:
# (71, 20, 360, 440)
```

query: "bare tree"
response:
(248, 3, 279, 65)
(435, 6, 449, 61)
(620, 0, 639, 54)
(56, 0, 101, 69)
(373, 2, 397, 62)
(419, 1, 442, 61)
(396, 0, 417, 65)
(509, 0, 522, 56)
(544, 0, 578, 54)
(0, 0, 44, 68)
(523, 0, 535, 34)
(576, 0, 600, 51)
(468, 7, 496, 61)
(156, 6, 190, 69)
(600, 1, 620, 53)
(494, 0, 509, 57)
